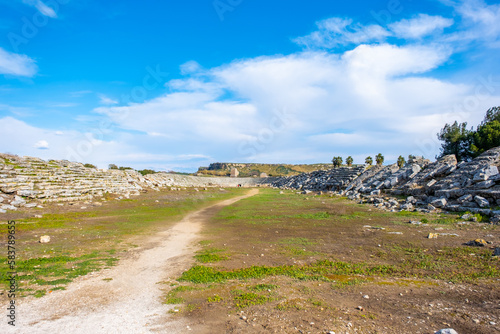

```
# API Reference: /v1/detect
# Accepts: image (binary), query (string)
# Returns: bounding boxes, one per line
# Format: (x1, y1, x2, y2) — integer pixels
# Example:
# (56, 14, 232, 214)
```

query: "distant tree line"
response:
(108, 164, 157, 175)
(437, 106, 500, 162)
(332, 153, 417, 168)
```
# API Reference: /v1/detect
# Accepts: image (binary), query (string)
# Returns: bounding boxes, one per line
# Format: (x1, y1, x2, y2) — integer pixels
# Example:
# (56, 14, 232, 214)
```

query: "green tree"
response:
(365, 156, 373, 166)
(332, 156, 343, 168)
(346, 156, 354, 167)
(397, 155, 405, 168)
(108, 164, 118, 170)
(375, 153, 384, 166)
(471, 120, 500, 156)
(481, 106, 500, 125)
(436, 121, 473, 162)
(408, 154, 416, 161)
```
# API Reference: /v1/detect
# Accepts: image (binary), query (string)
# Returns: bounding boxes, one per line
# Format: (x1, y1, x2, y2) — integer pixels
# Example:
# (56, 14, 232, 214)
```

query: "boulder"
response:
(456, 194, 472, 204)
(370, 189, 381, 196)
(474, 195, 490, 208)
(400, 203, 414, 211)
(464, 239, 488, 247)
(475, 180, 495, 189)
(430, 198, 447, 208)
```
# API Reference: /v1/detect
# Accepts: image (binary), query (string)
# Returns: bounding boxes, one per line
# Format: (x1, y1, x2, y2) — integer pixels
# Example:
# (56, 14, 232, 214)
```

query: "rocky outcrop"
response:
(269, 147, 500, 220)
(0, 153, 265, 211)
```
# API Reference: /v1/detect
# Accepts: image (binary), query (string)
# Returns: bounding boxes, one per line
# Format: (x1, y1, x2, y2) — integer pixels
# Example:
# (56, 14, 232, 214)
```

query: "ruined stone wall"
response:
(0, 153, 265, 213)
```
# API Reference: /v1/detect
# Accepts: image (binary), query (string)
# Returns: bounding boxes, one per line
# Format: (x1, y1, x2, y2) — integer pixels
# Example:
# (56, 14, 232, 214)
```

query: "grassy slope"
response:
(197, 163, 336, 177)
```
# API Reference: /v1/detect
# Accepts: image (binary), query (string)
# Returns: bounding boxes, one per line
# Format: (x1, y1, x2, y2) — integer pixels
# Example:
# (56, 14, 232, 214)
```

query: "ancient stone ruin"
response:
(0, 153, 264, 213)
(270, 147, 500, 222)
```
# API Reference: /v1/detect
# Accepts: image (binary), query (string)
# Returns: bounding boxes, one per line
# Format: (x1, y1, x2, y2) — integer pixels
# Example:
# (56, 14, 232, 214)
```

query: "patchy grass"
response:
(194, 248, 229, 263)
(0, 187, 248, 297)
(167, 188, 499, 332)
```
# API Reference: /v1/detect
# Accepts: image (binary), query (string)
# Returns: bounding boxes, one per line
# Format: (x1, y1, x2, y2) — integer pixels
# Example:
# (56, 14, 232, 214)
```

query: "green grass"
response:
(234, 292, 269, 308)
(194, 248, 229, 263)
(180, 250, 498, 285)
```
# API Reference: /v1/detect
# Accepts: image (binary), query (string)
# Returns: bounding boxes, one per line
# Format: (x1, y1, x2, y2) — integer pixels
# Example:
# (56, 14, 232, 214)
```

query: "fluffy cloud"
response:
(34, 140, 49, 149)
(389, 14, 454, 39)
(91, 42, 498, 165)
(0, 48, 38, 77)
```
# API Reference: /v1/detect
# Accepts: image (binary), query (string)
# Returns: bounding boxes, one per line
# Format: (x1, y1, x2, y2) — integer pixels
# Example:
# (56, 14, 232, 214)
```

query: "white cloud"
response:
(293, 17, 390, 48)
(34, 140, 49, 149)
(99, 94, 119, 105)
(180, 61, 202, 75)
(389, 14, 454, 39)
(22, 0, 57, 18)
(0, 48, 37, 77)
(452, 0, 500, 46)
(91, 45, 499, 165)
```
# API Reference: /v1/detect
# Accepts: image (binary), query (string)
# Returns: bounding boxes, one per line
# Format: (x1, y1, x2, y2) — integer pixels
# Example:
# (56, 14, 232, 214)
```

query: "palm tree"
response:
(332, 156, 343, 168)
(346, 156, 353, 167)
(375, 153, 384, 166)
(365, 156, 373, 166)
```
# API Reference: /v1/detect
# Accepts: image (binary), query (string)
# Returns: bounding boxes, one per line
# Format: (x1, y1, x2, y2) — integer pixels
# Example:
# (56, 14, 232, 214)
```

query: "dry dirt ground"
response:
(1, 189, 259, 334)
(1, 188, 499, 334)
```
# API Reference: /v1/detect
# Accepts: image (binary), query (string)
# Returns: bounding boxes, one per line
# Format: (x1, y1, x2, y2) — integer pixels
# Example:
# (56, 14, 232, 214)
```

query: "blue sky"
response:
(1, 0, 499, 172)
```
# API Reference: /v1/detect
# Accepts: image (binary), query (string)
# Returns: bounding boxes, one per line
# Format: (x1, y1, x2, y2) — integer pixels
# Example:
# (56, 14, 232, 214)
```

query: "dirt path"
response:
(4, 189, 259, 334)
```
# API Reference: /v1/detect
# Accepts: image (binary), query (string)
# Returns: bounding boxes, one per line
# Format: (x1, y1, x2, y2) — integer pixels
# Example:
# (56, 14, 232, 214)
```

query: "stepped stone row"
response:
(269, 147, 500, 220)
(269, 166, 366, 191)
(0, 153, 264, 212)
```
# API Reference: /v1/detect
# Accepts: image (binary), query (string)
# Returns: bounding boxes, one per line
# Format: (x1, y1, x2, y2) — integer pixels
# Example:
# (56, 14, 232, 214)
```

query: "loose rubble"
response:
(270, 147, 500, 223)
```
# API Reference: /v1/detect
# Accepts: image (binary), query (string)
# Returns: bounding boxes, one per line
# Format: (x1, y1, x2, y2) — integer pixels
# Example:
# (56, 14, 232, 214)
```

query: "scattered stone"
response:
(1, 204, 17, 211)
(388, 232, 403, 235)
(427, 233, 439, 239)
(370, 189, 381, 196)
(435, 329, 458, 334)
(39, 235, 51, 243)
(461, 213, 476, 221)
(10, 195, 26, 206)
(356, 306, 364, 311)
(464, 239, 488, 247)
(493, 247, 500, 257)
(362, 295, 369, 299)
(408, 220, 422, 225)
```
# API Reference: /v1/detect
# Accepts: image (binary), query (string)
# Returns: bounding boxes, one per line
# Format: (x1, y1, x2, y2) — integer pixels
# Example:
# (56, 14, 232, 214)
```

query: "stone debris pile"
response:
(270, 147, 500, 222)
(269, 166, 366, 192)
